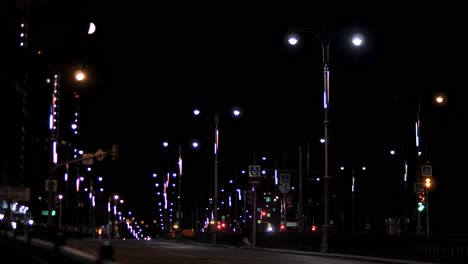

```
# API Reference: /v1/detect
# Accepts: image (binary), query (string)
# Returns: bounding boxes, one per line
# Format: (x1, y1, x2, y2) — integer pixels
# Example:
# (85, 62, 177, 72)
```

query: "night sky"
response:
(20, 2, 457, 233)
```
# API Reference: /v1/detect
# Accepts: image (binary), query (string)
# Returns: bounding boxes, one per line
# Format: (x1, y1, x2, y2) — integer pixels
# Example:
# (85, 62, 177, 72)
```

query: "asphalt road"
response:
(66, 239, 439, 264)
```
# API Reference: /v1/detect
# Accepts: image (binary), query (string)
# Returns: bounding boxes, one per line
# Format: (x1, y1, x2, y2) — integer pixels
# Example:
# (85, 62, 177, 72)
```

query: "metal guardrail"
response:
(0, 229, 120, 264)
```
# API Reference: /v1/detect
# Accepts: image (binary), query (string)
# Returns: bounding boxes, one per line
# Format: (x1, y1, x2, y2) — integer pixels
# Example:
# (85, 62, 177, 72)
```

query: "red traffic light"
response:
(418, 193, 425, 202)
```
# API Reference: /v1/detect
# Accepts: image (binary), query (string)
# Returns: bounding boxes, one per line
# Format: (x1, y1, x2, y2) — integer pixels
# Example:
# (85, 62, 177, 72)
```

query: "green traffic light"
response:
(51, 210, 56, 216)
(417, 202, 425, 212)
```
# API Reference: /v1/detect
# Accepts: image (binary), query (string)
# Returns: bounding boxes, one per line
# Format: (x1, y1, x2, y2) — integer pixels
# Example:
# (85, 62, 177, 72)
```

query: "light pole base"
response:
(416, 226, 424, 235)
(320, 224, 330, 253)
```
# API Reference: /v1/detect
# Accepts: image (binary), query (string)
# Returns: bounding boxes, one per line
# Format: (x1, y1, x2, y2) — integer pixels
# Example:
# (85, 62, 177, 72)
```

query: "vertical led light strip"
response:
(404, 161, 408, 182)
(323, 69, 330, 109)
(415, 121, 420, 149)
(214, 128, 219, 155)
(51, 74, 60, 164)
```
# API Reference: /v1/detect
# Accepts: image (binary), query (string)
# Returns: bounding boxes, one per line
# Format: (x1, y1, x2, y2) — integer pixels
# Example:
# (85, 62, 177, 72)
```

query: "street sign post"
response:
(279, 184, 290, 194)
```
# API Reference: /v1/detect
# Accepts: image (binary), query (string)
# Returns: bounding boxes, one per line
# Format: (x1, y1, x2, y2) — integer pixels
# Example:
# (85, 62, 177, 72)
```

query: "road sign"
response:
(0, 186, 31, 201)
(249, 165, 261, 177)
(45, 179, 58, 192)
(82, 153, 94, 165)
(414, 182, 424, 194)
(95, 148, 106, 162)
(279, 184, 290, 194)
(421, 165, 432, 177)
(280, 174, 290, 185)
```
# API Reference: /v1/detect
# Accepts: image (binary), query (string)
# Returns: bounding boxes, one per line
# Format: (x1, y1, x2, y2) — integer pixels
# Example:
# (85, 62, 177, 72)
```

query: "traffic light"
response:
(424, 177, 432, 188)
(245, 190, 252, 206)
(417, 192, 426, 212)
(417, 202, 425, 212)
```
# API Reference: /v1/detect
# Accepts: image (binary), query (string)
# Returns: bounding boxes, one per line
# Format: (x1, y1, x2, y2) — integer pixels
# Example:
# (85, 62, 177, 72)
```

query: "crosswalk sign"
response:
(249, 165, 261, 177)
(421, 165, 432, 177)
(414, 182, 424, 194)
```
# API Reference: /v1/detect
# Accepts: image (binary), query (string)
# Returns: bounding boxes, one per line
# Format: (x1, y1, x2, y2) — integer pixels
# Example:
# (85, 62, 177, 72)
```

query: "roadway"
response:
(66, 239, 440, 264)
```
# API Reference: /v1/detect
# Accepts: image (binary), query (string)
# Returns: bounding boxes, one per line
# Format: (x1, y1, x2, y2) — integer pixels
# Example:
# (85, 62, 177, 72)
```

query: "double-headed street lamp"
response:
(162, 139, 200, 239)
(338, 165, 367, 233)
(193, 106, 242, 245)
(288, 28, 364, 253)
(107, 194, 122, 239)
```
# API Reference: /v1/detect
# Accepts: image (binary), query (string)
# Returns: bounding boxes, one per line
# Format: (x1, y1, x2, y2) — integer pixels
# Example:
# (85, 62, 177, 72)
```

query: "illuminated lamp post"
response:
(192, 106, 242, 245)
(58, 194, 63, 229)
(288, 28, 364, 253)
(415, 93, 446, 235)
(389, 148, 409, 233)
(109, 194, 119, 239)
(162, 139, 200, 239)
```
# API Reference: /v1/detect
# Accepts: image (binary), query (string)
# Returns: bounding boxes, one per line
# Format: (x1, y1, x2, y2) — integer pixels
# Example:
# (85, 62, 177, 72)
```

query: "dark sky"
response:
(22, 2, 457, 232)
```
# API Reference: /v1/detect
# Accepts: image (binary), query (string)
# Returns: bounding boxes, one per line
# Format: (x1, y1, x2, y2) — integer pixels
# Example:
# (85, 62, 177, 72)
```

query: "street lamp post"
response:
(112, 194, 119, 239)
(58, 194, 63, 229)
(162, 139, 199, 239)
(389, 149, 409, 233)
(213, 113, 219, 245)
(339, 165, 366, 233)
(192, 107, 241, 244)
(351, 168, 356, 233)
(177, 146, 183, 239)
(415, 94, 446, 235)
(288, 28, 363, 253)
(107, 196, 111, 238)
